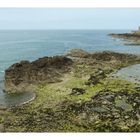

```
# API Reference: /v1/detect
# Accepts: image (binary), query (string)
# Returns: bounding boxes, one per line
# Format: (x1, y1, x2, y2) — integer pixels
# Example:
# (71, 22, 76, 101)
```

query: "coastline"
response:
(109, 32, 140, 45)
(1, 49, 140, 132)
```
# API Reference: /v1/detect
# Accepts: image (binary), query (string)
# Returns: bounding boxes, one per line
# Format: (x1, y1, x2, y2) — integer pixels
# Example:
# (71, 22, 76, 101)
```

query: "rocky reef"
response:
(2, 49, 140, 132)
(68, 48, 138, 61)
(5, 49, 138, 93)
(5, 56, 73, 93)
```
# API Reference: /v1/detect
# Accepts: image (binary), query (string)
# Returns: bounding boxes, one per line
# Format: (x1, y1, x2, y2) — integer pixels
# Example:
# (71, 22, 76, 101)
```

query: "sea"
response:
(0, 30, 140, 107)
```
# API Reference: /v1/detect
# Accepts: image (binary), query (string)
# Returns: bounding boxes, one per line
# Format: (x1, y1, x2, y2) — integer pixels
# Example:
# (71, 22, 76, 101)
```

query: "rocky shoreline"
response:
(1, 49, 140, 132)
(4, 56, 73, 93)
(4, 49, 140, 94)
(109, 31, 140, 45)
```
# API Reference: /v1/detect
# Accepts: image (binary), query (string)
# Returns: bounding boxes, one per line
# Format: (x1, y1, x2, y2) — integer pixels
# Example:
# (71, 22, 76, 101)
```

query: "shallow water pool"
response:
(0, 81, 35, 108)
(115, 64, 140, 83)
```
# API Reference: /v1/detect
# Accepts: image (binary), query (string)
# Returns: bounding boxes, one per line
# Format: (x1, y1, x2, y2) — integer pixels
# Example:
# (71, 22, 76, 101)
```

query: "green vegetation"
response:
(3, 74, 140, 132)
(0, 117, 4, 124)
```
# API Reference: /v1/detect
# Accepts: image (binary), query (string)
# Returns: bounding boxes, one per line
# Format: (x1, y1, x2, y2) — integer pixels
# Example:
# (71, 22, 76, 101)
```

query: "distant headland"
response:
(109, 27, 140, 45)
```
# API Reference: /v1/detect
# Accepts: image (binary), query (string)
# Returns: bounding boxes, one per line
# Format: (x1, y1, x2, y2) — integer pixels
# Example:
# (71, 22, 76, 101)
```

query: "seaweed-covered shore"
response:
(1, 49, 140, 132)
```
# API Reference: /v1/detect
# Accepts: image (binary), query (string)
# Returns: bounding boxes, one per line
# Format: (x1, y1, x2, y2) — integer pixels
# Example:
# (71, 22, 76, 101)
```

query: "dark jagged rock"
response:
(67, 49, 138, 64)
(5, 56, 73, 93)
(71, 88, 85, 95)
(91, 51, 137, 61)
(67, 49, 135, 61)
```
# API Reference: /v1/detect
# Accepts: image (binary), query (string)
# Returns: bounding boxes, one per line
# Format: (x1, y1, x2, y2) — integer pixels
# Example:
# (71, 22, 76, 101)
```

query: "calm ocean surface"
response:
(0, 30, 140, 107)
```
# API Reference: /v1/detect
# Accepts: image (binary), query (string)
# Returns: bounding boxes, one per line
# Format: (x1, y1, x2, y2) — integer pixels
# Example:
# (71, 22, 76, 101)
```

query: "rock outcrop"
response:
(91, 51, 137, 61)
(4, 49, 140, 93)
(67, 49, 137, 62)
(109, 33, 140, 45)
(4, 56, 73, 93)
(67, 49, 89, 58)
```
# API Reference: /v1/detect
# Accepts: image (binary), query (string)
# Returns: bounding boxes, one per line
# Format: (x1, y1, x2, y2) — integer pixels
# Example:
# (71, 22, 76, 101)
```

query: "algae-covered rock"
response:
(115, 99, 133, 112)
(86, 70, 106, 85)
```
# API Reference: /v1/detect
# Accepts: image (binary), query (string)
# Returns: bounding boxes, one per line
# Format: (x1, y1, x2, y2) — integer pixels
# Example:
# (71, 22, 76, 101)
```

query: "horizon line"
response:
(0, 29, 132, 30)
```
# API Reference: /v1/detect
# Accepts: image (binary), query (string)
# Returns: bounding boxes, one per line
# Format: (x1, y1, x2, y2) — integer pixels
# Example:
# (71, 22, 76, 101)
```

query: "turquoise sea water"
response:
(0, 30, 140, 107)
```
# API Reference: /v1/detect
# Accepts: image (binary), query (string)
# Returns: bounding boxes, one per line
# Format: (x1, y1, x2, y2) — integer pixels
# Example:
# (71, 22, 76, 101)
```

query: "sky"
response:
(0, 8, 140, 29)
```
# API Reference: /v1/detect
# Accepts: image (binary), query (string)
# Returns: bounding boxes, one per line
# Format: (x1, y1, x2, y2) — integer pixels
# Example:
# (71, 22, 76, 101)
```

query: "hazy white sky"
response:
(0, 8, 140, 29)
